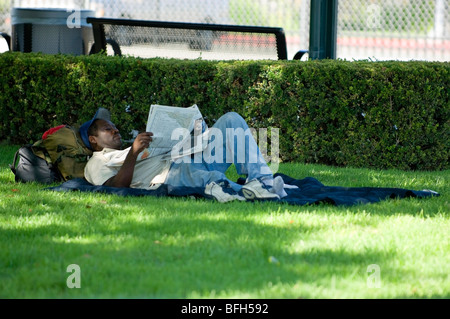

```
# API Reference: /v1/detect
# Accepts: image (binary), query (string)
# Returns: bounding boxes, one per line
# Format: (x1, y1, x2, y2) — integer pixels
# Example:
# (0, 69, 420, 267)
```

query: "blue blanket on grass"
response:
(45, 173, 439, 206)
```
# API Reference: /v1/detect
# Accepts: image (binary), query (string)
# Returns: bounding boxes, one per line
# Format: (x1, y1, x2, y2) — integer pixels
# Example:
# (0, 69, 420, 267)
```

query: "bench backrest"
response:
(87, 17, 289, 60)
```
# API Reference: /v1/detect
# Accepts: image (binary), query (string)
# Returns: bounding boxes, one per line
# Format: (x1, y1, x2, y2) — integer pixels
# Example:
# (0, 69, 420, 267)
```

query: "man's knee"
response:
(223, 111, 243, 121)
(216, 112, 247, 128)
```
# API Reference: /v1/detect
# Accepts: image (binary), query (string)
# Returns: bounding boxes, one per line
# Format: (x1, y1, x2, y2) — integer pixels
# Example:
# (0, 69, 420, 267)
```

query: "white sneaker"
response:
(205, 182, 246, 203)
(242, 179, 280, 200)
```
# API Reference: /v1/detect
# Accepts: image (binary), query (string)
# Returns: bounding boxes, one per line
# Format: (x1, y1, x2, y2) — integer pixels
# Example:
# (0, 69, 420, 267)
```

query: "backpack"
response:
(9, 144, 62, 184)
(10, 125, 93, 183)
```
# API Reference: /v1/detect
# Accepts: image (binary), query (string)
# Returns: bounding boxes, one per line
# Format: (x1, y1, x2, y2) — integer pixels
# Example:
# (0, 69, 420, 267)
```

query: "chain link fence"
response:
(1, 0, 449, 61)
(338, 0, 450, 61)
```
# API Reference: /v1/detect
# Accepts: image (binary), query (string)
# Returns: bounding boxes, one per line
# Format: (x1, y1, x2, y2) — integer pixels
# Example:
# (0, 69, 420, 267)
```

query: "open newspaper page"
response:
(142, 104, 209, 160)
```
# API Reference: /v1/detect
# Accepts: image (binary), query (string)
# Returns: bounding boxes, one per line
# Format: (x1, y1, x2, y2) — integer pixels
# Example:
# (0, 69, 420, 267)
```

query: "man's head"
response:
(87, 119, 122, 151)
(80, 108, 122, 151)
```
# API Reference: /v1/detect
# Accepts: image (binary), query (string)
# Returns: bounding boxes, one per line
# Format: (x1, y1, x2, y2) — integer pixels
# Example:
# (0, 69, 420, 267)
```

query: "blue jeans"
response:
(164, 112, 273, 191)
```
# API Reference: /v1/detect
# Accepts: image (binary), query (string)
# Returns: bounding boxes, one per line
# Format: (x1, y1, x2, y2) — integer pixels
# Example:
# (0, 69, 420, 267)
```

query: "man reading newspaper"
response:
(80, 107, 287, 202)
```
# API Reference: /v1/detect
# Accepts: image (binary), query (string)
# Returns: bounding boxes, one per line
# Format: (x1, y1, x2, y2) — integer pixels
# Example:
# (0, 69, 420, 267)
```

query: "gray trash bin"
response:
(11, 7, 94, 55)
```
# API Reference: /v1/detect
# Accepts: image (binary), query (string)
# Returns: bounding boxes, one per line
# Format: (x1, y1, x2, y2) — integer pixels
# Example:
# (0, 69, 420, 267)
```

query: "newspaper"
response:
(141, 104, 209, 159)
(104, 104, 209, 167)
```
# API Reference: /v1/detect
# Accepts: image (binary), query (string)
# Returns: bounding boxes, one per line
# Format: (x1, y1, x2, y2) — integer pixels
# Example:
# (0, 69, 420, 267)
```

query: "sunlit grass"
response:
(0, 145, 448, 298)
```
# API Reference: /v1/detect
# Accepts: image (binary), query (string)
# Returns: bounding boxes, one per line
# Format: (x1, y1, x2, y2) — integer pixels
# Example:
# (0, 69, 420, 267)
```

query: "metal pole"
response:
(309, 0, 338, 60)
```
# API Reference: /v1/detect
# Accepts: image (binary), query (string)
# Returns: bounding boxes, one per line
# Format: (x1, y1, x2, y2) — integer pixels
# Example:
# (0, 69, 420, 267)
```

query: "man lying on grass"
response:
(80, 108, 288, 203)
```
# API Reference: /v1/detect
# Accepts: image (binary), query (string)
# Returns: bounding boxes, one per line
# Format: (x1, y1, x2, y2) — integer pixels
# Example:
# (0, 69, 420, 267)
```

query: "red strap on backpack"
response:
(42, 125, 66, 140)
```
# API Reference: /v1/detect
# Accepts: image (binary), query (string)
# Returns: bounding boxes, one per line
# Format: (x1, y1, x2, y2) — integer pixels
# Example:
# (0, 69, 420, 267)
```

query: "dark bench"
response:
(87, 17, 308, 61)
(0, 32, 11, 51)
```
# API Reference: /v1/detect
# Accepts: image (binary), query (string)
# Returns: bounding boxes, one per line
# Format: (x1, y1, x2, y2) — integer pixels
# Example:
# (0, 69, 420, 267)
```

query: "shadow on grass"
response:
(1, 193, 411, 299)
(1, 156, 447, 298)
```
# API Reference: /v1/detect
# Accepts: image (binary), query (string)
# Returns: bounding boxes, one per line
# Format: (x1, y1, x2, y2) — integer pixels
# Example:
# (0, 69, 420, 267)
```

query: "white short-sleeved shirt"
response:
(84, 147, 171, 189)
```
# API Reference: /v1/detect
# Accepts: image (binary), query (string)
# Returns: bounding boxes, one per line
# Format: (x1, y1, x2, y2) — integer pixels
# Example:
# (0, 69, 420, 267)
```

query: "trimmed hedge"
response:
(0, 52, 448, 170)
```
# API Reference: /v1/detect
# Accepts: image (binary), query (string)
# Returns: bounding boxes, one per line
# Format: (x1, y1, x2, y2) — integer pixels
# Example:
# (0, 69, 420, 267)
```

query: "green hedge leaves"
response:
(0, 52, 448, 170)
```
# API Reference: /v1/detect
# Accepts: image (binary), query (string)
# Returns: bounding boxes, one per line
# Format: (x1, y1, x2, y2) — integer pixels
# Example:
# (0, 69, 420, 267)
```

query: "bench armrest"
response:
(293, 50, 308, 60)
(0, 32, 11, 51)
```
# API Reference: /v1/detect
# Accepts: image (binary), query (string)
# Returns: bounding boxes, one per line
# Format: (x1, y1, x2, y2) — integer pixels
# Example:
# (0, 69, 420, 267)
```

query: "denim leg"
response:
(164, 112, 273, 191)
(165, 160, 242, 191)
(203, 112, 273, 182)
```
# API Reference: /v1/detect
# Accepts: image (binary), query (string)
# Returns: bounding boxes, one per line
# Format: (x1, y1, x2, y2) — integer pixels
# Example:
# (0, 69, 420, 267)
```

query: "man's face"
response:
(89, 119, 122, 151)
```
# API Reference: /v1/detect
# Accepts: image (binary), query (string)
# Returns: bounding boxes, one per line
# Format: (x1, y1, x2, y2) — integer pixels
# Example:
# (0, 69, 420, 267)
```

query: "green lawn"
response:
(0, 144, 448, 299)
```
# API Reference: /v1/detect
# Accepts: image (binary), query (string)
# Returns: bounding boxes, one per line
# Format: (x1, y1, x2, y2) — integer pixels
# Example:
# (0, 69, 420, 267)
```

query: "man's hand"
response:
(104, 131, 153, 188)
(131, 132, 153, 156)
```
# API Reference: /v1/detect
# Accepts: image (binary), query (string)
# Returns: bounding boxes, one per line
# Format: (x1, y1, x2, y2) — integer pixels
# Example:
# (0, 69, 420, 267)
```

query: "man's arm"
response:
(103, 132, 153, 188)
